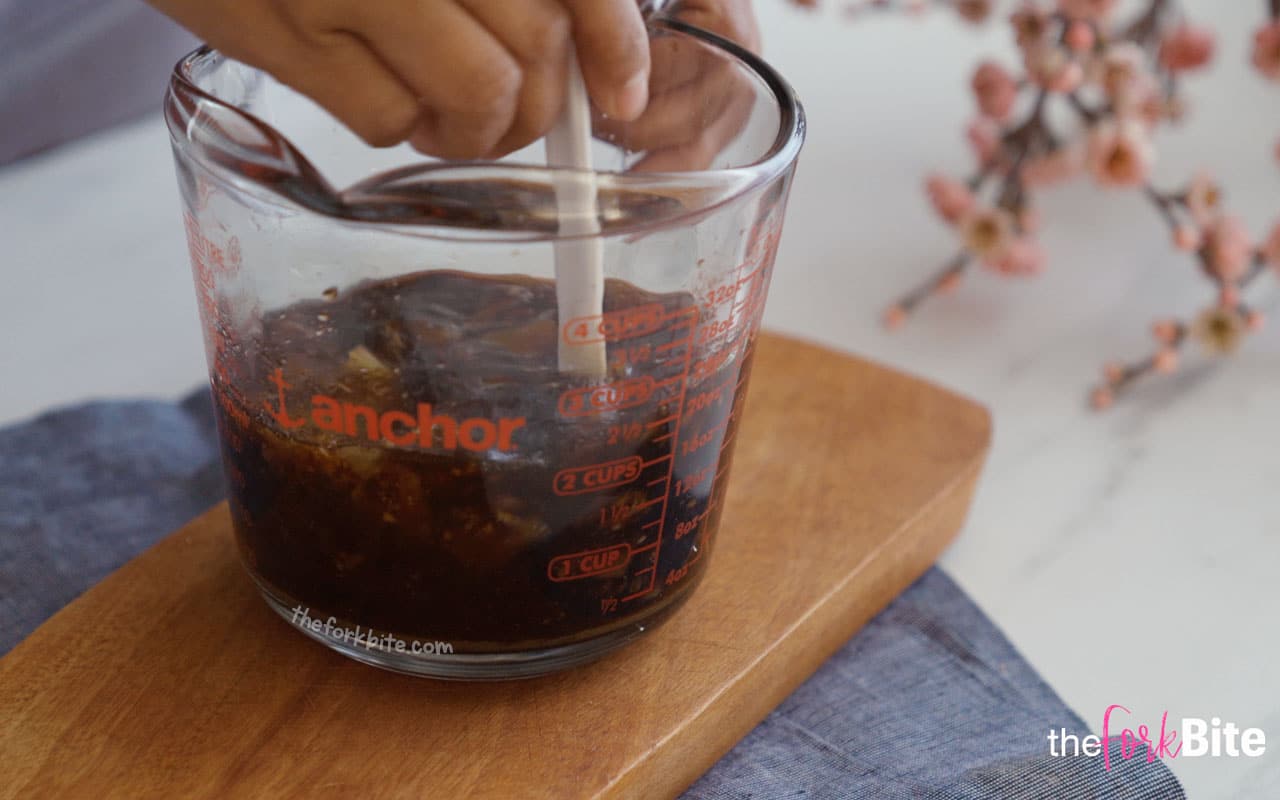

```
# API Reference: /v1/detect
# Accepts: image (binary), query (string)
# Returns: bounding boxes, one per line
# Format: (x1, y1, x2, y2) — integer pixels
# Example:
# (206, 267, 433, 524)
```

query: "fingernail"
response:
(612, 73, 649, 121)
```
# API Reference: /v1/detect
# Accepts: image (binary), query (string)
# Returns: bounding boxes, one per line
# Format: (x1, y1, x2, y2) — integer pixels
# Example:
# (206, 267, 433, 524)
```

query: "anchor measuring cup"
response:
(165, 13, 805, 679)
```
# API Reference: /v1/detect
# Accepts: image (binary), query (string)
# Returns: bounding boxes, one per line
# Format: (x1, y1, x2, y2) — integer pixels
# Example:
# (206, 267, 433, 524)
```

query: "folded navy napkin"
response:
(0, 390, 1185, 799)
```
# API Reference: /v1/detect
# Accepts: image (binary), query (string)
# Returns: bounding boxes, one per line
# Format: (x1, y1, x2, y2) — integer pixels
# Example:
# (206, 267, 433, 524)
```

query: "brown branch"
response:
(1122, 0, 1174, 45)
(1143, 185, 1182, 233)
(898, 252, 972, 313)
(1065, 93, 1104, 125)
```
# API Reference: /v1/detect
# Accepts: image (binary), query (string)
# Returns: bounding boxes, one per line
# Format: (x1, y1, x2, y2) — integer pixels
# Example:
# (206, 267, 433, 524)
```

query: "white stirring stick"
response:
(546, 51, 607, 378)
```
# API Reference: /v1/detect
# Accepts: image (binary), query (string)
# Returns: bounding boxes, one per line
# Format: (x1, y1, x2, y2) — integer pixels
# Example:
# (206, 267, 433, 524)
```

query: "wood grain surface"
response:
(0, 333, 991, 800)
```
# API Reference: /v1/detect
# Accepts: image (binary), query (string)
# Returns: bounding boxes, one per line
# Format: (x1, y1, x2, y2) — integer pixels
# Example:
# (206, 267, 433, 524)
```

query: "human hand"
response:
(599, 0, 761, 172)
(148, 0, 652, 158)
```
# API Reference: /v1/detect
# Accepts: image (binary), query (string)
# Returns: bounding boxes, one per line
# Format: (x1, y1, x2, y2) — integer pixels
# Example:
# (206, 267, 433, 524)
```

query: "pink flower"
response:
(1261, 221, 1280, 273)
(1192, 307, 1248, 355)
(1253, 21, 1280, 82)
(1152, 320, 1181, 345)
(1111, 74, 1165, 129)
(1057, 0, 1118, 22)
(954, 0, 993, 25)
(1159, 25, 1215, 72)
(1153, 348, 1179, 374)
(1185, 171, 1223, 226)
(958, 207, 1017, 262)
(925, 174, 976, 224)
(987, 237, 1047, 275)
(1026, 44, 1083, 93)
(1021, 146, 1083, 187)
(1202, 216, 1253, 282)
(1085, 121, 1154, 188)
(1094, 43, 1146, 100)
(1090, 386, 1115, 411)
(1065, 21, 1096, 54)
(1172, 226, 1202, 252)
(967, 117, 1002, 167)
(972, 61, 1019, 121)
(1011, 3, 1051, 48)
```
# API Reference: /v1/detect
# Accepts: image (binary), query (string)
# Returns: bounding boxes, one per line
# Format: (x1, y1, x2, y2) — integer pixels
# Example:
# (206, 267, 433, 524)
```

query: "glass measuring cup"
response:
(165, 12, 804, 679)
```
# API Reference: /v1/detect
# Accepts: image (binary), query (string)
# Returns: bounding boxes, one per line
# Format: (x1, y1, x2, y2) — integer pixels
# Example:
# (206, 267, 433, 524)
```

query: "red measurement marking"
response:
(554, 456, 643, 496)
(563, 304, 665, 346)
(697, 317, 736, 346)
(600, 496, 644, 527)
(607, 422, 645, 446)
(675, 465, 714, 497)
(690, 347, 733, 383)
(680, 422, 727, 457)
(610, 344, 653, 371)
(674, 509, 710, 540)
(548, 544, 631, 582)
(655, 338, 692, 355)
(665, 564, 690, 586)
(558, 376, 655, 418)
(685, 385, 726, 416)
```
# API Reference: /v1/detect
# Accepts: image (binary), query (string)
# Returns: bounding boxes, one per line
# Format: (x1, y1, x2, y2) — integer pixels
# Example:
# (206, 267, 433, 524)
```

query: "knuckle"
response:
(455, 58, 522, 110)
(524, 9, 572, 63)
(279, 0, 340, 41)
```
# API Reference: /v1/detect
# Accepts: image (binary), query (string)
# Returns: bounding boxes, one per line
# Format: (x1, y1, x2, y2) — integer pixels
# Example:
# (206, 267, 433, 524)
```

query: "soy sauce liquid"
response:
(211, 271, 751, 652)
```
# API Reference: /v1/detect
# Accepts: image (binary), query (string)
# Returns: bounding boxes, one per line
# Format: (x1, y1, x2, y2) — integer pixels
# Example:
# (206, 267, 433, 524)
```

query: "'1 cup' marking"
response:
(548, 544, 632, 582)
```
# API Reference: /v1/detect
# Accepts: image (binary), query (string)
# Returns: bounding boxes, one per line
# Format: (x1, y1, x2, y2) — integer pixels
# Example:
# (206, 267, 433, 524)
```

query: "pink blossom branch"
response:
(1093, 253, 1272, 408)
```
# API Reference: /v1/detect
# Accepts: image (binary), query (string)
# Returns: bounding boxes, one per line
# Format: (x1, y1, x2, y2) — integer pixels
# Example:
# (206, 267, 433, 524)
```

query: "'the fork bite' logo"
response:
(1047, 705, 1267, 771)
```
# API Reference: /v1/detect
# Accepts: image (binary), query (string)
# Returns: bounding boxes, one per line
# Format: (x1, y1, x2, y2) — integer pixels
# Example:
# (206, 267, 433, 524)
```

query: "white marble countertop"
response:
(1, 2, 1276, 796)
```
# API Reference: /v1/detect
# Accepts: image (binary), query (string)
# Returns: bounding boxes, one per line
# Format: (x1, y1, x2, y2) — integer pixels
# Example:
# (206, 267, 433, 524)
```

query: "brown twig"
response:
(1143, 185, 1182, 233)
(898, 252, 972, 313)
(1122, 0, 1174, 45)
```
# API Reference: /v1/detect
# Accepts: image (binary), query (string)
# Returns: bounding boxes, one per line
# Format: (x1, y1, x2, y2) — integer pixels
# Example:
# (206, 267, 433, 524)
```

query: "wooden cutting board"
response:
(0, 333, 990, 800)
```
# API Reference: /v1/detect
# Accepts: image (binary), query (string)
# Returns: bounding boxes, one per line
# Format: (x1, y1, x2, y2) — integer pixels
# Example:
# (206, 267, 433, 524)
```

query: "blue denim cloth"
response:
(0, 390, 1186, 799)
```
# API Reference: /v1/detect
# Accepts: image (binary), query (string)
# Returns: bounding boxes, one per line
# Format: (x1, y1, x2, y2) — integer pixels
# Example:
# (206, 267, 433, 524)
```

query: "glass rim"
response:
(164, 17, 806, 242)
